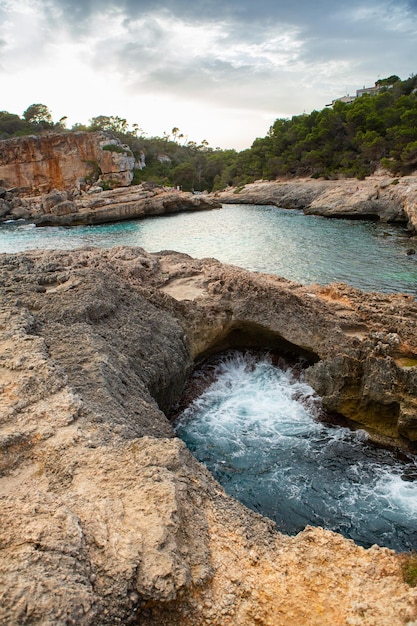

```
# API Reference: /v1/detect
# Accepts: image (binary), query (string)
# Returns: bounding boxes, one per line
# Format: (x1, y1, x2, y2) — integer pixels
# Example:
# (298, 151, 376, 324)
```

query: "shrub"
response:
(101, 144, 132, 155)
(401, 552, 417, 587)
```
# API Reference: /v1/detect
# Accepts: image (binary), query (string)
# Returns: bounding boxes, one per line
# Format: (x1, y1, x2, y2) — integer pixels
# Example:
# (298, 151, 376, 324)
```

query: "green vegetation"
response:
(1, 73, 417, 190)
(400, 552, 417, 587)
(22, 103, 53, 127)
(229, 74, 417, 182)
(101, 143, 133, 155)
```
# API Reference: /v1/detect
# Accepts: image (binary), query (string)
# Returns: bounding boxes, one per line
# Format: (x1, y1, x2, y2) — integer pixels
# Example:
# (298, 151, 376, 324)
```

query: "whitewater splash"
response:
(175, 351, 417, 552)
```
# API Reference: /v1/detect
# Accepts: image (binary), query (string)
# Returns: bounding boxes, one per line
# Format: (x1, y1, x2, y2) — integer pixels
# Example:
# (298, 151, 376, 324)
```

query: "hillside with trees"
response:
(1, 74, 416, 190)
(227, 74, 417, 183)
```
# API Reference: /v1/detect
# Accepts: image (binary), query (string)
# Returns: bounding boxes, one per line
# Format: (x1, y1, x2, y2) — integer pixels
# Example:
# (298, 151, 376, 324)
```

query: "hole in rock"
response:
(198, 320, 320, 364)
(172, 349, 417, 552)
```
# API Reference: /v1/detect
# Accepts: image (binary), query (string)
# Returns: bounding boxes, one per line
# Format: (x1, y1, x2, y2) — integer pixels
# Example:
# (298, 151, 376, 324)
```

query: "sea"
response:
(2, 202, 417, 551)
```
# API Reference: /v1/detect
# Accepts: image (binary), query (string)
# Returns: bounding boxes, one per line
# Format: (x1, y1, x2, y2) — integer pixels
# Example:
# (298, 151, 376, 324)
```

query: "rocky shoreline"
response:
(1, 171, 417, 234)
(1, 246, 417, 624)
(0, 183, 220, 227)
(212, 175, 417, 234)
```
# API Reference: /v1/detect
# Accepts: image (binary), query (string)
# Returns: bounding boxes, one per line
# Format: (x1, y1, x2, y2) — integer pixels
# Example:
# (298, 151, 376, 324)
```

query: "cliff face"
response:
(1, 247, 417, 625)
(0, 132, 135, 194)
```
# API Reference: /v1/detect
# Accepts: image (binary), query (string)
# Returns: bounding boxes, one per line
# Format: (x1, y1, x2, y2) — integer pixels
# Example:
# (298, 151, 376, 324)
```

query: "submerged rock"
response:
(1, 247, 417, 625)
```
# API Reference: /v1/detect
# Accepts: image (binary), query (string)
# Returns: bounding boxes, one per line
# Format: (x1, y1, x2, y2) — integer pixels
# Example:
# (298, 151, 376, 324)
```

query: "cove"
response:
(1, 203, 417, 295)
(174, 351, 417, 552)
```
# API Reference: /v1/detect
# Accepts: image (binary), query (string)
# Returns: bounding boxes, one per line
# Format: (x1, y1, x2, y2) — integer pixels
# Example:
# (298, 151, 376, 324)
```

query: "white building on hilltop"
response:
(327, 83, 385, 107)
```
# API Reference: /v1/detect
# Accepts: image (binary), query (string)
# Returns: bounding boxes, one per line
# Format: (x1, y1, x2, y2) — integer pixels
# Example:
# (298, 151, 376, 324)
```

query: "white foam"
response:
(176, 352, 417, 550)
(375, 472, 417, 516)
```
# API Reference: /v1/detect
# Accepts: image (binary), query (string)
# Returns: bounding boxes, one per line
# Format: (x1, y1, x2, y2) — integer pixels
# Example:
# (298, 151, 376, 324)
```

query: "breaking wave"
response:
(175, 352, 417, 551)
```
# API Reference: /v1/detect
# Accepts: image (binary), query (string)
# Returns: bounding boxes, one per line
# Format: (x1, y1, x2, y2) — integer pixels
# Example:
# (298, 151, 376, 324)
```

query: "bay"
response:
(1, 203, 416, 294)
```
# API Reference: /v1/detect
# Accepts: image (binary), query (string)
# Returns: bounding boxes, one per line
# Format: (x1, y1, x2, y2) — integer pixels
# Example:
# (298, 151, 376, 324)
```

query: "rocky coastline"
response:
(0, 183, 221, 227)
(1, 246, 417, 625)
(212, 175, 417, 234)
(1, 131, 416, 232)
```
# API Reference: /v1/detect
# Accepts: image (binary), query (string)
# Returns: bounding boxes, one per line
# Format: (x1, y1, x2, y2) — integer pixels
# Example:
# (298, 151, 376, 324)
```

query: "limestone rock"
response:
(1, 247, 417, 624)
(213, 176, 417, 233)
(43, 189, 68, 210)
(31, 184, 221, 226)
(0, 198, 11, 218)
(98, 140, 135, 187)
(0, 132, 136, 194)
(9, 205, 31, 220)
(50, 200, 78, 216)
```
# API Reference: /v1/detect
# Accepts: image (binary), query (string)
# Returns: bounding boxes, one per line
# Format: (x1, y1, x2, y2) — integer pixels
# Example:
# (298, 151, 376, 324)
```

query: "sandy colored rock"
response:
(0, 182, 220, 226)
(1, 247, 417, 624)
(213, 175, 417, 233)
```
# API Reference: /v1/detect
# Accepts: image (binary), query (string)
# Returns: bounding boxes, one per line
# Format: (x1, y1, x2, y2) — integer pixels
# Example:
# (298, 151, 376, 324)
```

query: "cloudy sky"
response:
(1, 0, 416, 150)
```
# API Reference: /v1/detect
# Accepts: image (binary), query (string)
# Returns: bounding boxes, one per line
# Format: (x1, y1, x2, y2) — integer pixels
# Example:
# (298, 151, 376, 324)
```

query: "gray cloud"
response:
(37, 0, 399, 34)
(1, 0, 416, 147)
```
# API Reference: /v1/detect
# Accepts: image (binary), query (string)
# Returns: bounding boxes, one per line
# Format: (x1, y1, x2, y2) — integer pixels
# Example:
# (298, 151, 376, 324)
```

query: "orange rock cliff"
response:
(0, 131, 135, 193)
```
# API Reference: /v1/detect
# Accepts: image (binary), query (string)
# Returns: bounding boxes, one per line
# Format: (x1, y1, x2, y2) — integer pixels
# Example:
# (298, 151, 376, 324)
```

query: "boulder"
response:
(51, 200, 78, 216)
(8, 205, 31, 220)
(0, 198, 11, 218)
(43, 189, 68, 211)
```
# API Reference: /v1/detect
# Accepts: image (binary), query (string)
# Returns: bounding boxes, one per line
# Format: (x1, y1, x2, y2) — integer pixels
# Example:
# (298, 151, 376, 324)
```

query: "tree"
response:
(0, 111, 29, 137)
(22, 103, 53, 127)
(376, 75, 400, 87)
(172, 162, 198, 191)
(88, 115, 128, 134)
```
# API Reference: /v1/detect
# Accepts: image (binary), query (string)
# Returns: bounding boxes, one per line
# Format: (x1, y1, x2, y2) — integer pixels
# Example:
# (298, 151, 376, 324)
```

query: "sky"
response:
(0, 0, 416, 150)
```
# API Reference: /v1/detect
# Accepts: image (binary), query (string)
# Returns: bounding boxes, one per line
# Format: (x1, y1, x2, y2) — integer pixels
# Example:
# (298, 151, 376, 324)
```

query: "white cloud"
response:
(0, 0, 416, 149)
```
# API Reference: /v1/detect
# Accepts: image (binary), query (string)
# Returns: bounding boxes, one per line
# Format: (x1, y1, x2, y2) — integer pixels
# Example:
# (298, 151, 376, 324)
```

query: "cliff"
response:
(213, 175, 417, 234)
(1, 246, 417, 625)
(0, 131, 135, 194)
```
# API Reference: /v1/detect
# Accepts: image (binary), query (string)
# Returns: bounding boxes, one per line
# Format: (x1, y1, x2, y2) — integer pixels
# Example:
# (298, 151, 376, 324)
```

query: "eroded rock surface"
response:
(213, 175, 417, 233)
(1, 247, 417, 625)
(0, 183, 220, 226)
(0, 132, 135, 194)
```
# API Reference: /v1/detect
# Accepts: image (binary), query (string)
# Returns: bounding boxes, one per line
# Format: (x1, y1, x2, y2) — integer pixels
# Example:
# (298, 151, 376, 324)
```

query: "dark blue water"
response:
(175, 352, 417, 552)
(1, 204, 416, 294)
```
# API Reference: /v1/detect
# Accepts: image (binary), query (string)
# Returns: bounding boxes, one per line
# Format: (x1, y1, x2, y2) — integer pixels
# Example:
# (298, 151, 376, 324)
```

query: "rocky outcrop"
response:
(0, 183, 221, 225)
(1, 247, 417, 625)
(0, 132, 135, 194)
(213, 175, 417, 233)
(34, 185, 220, 227)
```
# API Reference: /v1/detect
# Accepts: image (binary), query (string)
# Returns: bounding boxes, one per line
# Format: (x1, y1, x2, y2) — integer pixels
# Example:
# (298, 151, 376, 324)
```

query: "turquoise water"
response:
(1, 204, 416, 294)
(3, 204, 417, 549)
(175, 352, 417, 552)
